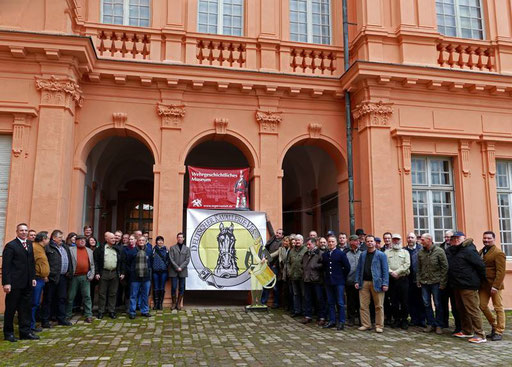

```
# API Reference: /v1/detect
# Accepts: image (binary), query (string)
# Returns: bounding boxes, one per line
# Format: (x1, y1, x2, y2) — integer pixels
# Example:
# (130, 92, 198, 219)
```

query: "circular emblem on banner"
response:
(189, 212, 263, 289)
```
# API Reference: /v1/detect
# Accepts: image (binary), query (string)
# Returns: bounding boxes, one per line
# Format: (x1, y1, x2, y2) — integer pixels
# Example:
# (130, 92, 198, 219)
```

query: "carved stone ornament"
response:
(308, 123, 322, 139)
(35, 75, 83, 108)
(255, 110, 282, 134)
(12, 114, 32, 158)
(112, 113, 127, 129)
(157, 103, 186, 129)
(459, 140, 471, 177)
(400, 137, 412, 175)
(483, 142, 496, 178)
(352, 100, 393, 128)
(214, 118, 229, 134)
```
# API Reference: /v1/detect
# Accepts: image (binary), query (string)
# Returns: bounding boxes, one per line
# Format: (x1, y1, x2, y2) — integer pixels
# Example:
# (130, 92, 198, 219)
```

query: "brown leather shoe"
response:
(317, 320, 326, 326)
(85, 317, 93, 323)
(300, 318, 312, 324)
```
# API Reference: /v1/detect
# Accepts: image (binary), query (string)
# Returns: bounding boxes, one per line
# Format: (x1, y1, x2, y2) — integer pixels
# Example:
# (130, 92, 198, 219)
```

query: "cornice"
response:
(341, 60, 512, 98)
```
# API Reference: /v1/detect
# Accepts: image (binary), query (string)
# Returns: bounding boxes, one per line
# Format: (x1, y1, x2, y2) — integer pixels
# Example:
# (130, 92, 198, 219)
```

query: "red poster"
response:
(188, 166, 250, 210)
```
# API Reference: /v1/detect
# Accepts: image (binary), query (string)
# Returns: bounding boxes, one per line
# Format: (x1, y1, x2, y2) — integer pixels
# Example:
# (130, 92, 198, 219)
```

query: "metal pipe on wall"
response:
(342, 0, 356, 235)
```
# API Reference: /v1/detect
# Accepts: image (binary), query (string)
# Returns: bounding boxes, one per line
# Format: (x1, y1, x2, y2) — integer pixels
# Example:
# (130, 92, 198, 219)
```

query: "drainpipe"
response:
(342, 0, 355, 235)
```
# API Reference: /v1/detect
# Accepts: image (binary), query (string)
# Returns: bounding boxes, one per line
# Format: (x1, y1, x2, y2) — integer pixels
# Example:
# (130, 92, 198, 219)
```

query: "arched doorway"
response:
(183, 140, 251, 223)
(282, 143, 341, 236)
(83, 136, 155, 239)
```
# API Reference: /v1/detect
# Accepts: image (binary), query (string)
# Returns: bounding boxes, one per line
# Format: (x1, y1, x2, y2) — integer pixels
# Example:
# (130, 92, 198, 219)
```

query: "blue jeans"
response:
(421, 283, 443, 327)
(261, 264, 279, 306)
(130, 281, 151, 315)
(31, 278, 45, 329)
(325, 284, 346, 324)
(153, 272, 168, 291)
(171, 277, 186, 296)
(304, 282, 326, 319)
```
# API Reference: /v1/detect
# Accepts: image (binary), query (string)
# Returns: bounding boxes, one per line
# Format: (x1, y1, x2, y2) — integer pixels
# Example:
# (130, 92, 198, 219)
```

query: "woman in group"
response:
(65, 232, 77, 247)
(169, 232, 190, 310)
(152, 236, 169, 310)
(127, 236, 152, 319)
(86, 237, 99, 308)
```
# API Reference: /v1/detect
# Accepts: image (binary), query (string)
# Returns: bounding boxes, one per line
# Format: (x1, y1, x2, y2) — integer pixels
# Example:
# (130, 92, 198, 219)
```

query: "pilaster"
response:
(255, 105, 282, 227)
(31, 75, 82, 232)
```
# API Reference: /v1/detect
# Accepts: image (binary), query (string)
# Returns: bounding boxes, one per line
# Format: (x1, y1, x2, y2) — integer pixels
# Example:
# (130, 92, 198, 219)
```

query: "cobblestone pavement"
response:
(1, 308, 512, 367)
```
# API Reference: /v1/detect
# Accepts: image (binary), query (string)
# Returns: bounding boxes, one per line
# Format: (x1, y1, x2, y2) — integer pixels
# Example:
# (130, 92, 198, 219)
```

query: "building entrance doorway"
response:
(282, 144, 340, 236)
(83, 136, 154, 240)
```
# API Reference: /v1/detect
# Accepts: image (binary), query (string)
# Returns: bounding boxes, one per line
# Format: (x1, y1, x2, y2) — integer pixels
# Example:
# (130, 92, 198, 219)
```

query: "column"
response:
(31, 75, 82, 232)
(155, 98, 186, 240)
(255, 107, 282, 229)
(352, 100, 396, 235)
(481, 142, 500, 234)
(4, 112, 36, 238)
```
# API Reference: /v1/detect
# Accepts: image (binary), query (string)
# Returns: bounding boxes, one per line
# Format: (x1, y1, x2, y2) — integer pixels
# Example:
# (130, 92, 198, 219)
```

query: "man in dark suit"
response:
(322, 235, 351, 330)
(2, 223, 38, 342)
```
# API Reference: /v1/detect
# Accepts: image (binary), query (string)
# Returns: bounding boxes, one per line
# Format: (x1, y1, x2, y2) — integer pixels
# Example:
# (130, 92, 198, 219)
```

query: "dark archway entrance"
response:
(83, 136, 154, 239)
(183, 140, 251, 225)
(282, 144, 339, 236)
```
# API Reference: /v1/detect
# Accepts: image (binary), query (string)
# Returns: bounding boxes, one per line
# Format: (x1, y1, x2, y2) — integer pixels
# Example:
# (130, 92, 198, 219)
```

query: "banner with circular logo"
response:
(186, 209, 267, 290)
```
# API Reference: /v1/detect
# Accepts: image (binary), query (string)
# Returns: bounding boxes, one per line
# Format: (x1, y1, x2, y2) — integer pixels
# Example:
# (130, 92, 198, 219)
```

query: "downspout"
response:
(342, 0, 355, 235)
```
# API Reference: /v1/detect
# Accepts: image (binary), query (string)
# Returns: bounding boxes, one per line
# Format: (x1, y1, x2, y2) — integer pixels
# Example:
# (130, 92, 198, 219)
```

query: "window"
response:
(102, 0, 150, 27)
(125, 201, 153, 240)
(198, 0, 243, 36)
(496, 161, 512, 257)
(436, 0, 484, 39)
(290, 0, 331, 44)
(412, 157, 456, 243)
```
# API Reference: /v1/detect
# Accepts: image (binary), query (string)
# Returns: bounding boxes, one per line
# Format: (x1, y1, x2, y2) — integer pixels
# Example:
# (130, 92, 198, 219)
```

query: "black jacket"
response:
(446, 239, 486, 290)
(45, 241, 73, 283)
(94, 244, 125, 277)
(1, 238, 36, 289)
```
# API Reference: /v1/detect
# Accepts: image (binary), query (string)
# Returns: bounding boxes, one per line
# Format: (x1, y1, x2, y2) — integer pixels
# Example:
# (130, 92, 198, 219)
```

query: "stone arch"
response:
(279, 134, 347, 178)
(75, 123, 160, 167)
(180, 130, 259, 169)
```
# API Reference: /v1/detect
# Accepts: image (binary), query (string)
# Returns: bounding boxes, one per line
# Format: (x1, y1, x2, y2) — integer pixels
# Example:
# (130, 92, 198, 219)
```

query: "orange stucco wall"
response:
(1, 0, 512, 311)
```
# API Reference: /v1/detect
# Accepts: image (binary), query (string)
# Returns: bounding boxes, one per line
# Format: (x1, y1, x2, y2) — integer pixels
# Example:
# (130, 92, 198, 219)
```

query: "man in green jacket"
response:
(417, 233, 448, 334)
(287, 234, 307, 317)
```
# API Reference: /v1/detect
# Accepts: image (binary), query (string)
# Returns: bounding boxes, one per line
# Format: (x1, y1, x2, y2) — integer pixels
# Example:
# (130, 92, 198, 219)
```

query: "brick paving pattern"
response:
(1, 308, 511, 366)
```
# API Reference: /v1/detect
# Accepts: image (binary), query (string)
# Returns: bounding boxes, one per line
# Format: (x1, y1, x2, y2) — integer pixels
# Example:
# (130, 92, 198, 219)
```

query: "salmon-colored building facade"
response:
(1, 0, 512, 308)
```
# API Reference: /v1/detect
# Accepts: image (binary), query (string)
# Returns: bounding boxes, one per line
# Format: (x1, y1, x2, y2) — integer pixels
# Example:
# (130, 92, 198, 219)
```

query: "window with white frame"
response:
(102, 0, 150, 27)
(198, 0, 243, 36)
(290, 0, 331, 44)
(412, 157, 456, 243)
(496, 160, 512, 257)
(436, 0, 484, 39)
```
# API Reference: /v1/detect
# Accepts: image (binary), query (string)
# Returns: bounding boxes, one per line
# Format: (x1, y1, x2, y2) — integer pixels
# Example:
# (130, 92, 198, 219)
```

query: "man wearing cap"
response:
(355, 229, 368, 252)
(355, 235, 389, 333)
(66, 235, 95, 323)
(417, 233, 448, 335)
(479, 231, 506, 341)
(385, 234, 410, 329)
(345, 234, 361, 326)
(375, 237, 384, 251)
(446, 232, 487, 343)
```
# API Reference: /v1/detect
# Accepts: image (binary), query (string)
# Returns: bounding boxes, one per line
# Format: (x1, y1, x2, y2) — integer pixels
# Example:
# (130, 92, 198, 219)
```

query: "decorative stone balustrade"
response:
(289, 47, 338, 75)
(93, 27, 151, 59)
(83, 24, 343, 76)
(436, 39, 495, 72)
(196, 39, 246, 68)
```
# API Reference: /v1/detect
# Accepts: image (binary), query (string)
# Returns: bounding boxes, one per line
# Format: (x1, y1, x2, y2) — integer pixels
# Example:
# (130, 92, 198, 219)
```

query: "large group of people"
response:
(262, 227, 505, 344)
(2, 222, 506, 345)
(2, 223, 190, 342)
